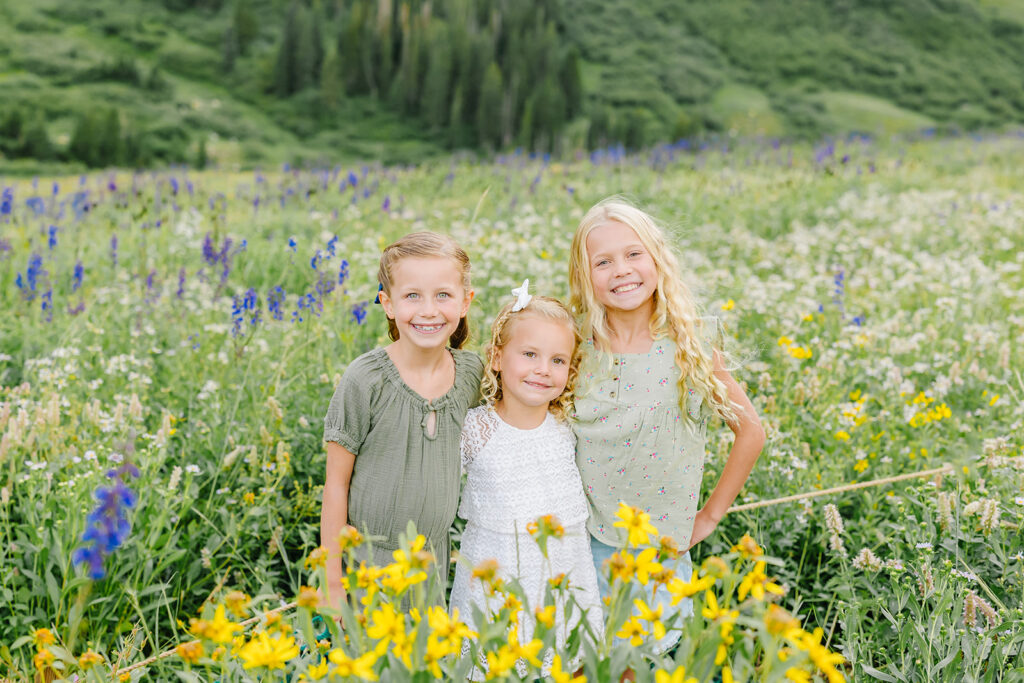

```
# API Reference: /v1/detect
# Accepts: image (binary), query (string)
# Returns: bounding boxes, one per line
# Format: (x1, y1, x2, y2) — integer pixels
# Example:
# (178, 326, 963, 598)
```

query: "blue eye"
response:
(438, 292, 451, 299)
(406, 293, 419, 299)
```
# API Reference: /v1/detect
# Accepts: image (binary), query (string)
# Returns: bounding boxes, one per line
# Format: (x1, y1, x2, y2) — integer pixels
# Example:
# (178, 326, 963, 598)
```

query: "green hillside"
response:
(1, 0, 1023, 170)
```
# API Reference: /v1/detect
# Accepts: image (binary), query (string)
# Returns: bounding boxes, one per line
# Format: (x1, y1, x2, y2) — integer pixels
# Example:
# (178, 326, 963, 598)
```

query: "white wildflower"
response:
(853, 548, 883, 571)
(823, 503, 847, 558)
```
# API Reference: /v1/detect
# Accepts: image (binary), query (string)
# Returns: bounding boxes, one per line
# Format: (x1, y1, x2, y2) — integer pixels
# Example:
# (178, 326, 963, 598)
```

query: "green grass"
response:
(813, 91, 937, 135)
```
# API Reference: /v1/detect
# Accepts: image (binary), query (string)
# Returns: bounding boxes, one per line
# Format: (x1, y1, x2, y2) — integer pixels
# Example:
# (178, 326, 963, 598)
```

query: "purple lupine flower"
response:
(47, 225, 58, 250)
(310, 250, 322, 270)
(26, 197, 45, 215)
(170, 177, 179, 196)
(72, 261, 84, 292)
(288, 237, 297, 252)
(202, 233, 218, 265)
(0, 237, 11, 260)
(52, 182, 59, 196)
(382, 196, 390, 212)
(16, 253, 45, 299)
(72, 463, 139, 580)
(177, 267, 186, 298)
(351, 301, 368, 325)
(110, 235, 118, 266)
(338, 259, 349, 287)
(41, 289, 53, 322)
(0, 188, 13, 216)
(347, 171, 358, 187)
(267, 286, 285, 321)
(326, 235, 338, 258)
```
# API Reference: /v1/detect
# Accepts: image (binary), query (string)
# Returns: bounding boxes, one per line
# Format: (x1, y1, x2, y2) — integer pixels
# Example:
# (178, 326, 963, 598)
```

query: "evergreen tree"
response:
(233, 0, 258, 54)
(21, 120, 54, 160)
(340, 1, 369, 94)
(293, 5, 319, 91)
(272, 1, 302, 96)
(531, 74, 565, 152)
(422, 24, 453, 129)
(375, 0, 395, 95)
(0, 109, 24, 156)
(97, 109, 123, 166)
(477, 61, 503, 148)
(195, 136, 209, 169)
(69, 113, 99, 167)
(561, 46, 583, 120)
(320, 48, 345, 110)
(222, 25, 239, 73)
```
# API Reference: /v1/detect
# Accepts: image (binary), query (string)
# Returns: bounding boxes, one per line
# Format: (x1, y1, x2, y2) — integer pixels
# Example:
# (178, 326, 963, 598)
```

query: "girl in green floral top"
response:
(320, 232, 483, 612)
(569, 198, 765, 650)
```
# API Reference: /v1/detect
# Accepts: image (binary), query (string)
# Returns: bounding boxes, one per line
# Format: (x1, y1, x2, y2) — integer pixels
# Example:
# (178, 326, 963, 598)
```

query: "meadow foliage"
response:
(2, 132, 1023, 679)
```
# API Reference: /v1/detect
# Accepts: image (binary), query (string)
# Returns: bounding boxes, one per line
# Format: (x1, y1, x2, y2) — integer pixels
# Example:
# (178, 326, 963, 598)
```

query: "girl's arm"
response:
(688, 350, 766, 549)
(320, 441, 357, 611)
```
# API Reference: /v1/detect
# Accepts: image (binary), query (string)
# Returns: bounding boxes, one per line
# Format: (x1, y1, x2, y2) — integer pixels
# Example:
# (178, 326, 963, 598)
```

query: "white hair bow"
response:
(510, 279, 532, 312)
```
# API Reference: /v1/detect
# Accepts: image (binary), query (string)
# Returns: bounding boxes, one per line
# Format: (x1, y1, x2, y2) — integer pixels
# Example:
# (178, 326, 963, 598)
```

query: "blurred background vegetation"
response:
(1, 0, 1022, 171)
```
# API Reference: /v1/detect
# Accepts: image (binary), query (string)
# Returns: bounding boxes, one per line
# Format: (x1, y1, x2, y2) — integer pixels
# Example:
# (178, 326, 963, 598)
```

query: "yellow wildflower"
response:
(423, 636, 451, 678)
(427, 606, 476, 647)
(615, 616, 648, 646)
(535, 605, 556, 629)
(614, 504, 659, 547)
(33, 648, 55, 671)
(78, 650, 104, 669)
(785, 667, 813, 682)
(224, 590, 251, 618)
(238, 630, 300, 670)
(337, 525, 364, 550)
(778, 336, 793, 346)
(300, 660, 330, 680)
(730, 533, 763, 559)
(791, 627, 846, 683)
(764, 604, 802, 637)
(721, 299, 735, 311)
(367, 604, 406, 642)
(176, 640, 205, 664)
(738, 561, 785, 601)
(206, 604, 243, 644)
(655, 666, 697, 683)
(509, 626, 543, 667)
(667, 573, 715, 605)
(328, 649, 379, 680)
(291, 586, 316, 609)
(634, 598, 666, 640)
(854, 459, 868, 473)
(502, 593, 523, 614)
(32, 628, 56, 647)
(243, 491, 255, 504)
(834, 430, 850, 441)
(305, 546, 329, 570)
(485, 645, 518, 679)
(552, 654, 587, 683)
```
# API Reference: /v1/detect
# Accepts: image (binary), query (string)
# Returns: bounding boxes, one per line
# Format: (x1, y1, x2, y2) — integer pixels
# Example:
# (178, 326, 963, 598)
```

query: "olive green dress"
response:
(323, 347, 484, 586)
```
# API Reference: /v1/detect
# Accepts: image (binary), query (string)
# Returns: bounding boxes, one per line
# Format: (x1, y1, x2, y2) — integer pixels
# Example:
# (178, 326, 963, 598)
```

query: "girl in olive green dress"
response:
(320, 232, 484, 611)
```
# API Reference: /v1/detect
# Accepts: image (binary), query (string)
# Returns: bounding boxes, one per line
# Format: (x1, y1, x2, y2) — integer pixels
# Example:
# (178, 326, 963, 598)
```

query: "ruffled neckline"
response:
(370, 347, 474, 411)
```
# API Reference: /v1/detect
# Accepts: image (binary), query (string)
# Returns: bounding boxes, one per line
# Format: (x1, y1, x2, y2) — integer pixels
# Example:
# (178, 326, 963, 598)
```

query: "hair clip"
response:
(510, 279, 532, 312)
(373, 283, 383, 304)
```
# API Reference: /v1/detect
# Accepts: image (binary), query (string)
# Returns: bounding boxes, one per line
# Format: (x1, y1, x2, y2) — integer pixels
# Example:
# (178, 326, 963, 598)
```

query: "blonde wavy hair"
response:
(480, 296, 582, 422)
(377, 231, 472, 349)
(569, 198, 739, 424)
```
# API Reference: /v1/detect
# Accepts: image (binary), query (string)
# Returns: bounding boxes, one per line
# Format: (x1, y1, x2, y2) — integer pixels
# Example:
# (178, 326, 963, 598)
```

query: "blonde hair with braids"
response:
(377, 231, 472, 349)
(480, 296, 582, 422)
(569, 198, 739, 425)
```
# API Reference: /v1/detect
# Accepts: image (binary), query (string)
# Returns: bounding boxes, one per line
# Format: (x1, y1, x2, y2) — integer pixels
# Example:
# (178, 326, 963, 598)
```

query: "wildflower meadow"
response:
(1, 132, 1023, 681)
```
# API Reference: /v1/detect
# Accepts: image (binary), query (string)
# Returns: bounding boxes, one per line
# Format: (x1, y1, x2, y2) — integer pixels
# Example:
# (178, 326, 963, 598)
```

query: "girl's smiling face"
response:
(379, 256, 472, 351)
(586, 220, 659, 317)
(491, 315, 575, 413)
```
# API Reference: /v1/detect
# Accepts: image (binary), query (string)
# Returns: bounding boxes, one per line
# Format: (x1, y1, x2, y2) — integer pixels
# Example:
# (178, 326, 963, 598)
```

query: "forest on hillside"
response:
(1, 0, 1022, 169)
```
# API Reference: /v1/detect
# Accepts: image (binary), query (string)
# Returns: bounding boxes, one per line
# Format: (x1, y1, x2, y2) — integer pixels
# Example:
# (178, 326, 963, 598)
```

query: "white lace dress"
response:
(450, 406, 604, 675)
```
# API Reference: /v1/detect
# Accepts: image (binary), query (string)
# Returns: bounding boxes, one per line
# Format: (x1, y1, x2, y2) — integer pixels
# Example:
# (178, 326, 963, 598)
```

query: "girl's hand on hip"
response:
(687, 507, 719, 550)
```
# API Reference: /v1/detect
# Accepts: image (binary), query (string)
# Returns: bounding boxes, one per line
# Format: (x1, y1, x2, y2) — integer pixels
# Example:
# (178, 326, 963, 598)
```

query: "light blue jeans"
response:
(590, 535, 693, 652)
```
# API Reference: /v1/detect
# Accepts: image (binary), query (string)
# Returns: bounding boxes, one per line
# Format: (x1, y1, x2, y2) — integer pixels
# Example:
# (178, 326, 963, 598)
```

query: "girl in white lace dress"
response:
(449, 285, 604, 674)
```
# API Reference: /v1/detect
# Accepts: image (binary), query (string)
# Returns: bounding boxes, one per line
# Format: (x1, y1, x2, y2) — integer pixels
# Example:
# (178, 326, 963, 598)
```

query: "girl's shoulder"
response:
(339, 347, 392, 388)
(451, 347, 484, 373)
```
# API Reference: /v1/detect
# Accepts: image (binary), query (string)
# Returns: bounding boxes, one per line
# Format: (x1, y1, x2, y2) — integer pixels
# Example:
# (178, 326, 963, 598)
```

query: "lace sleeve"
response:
(460, 406, 500, 470)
